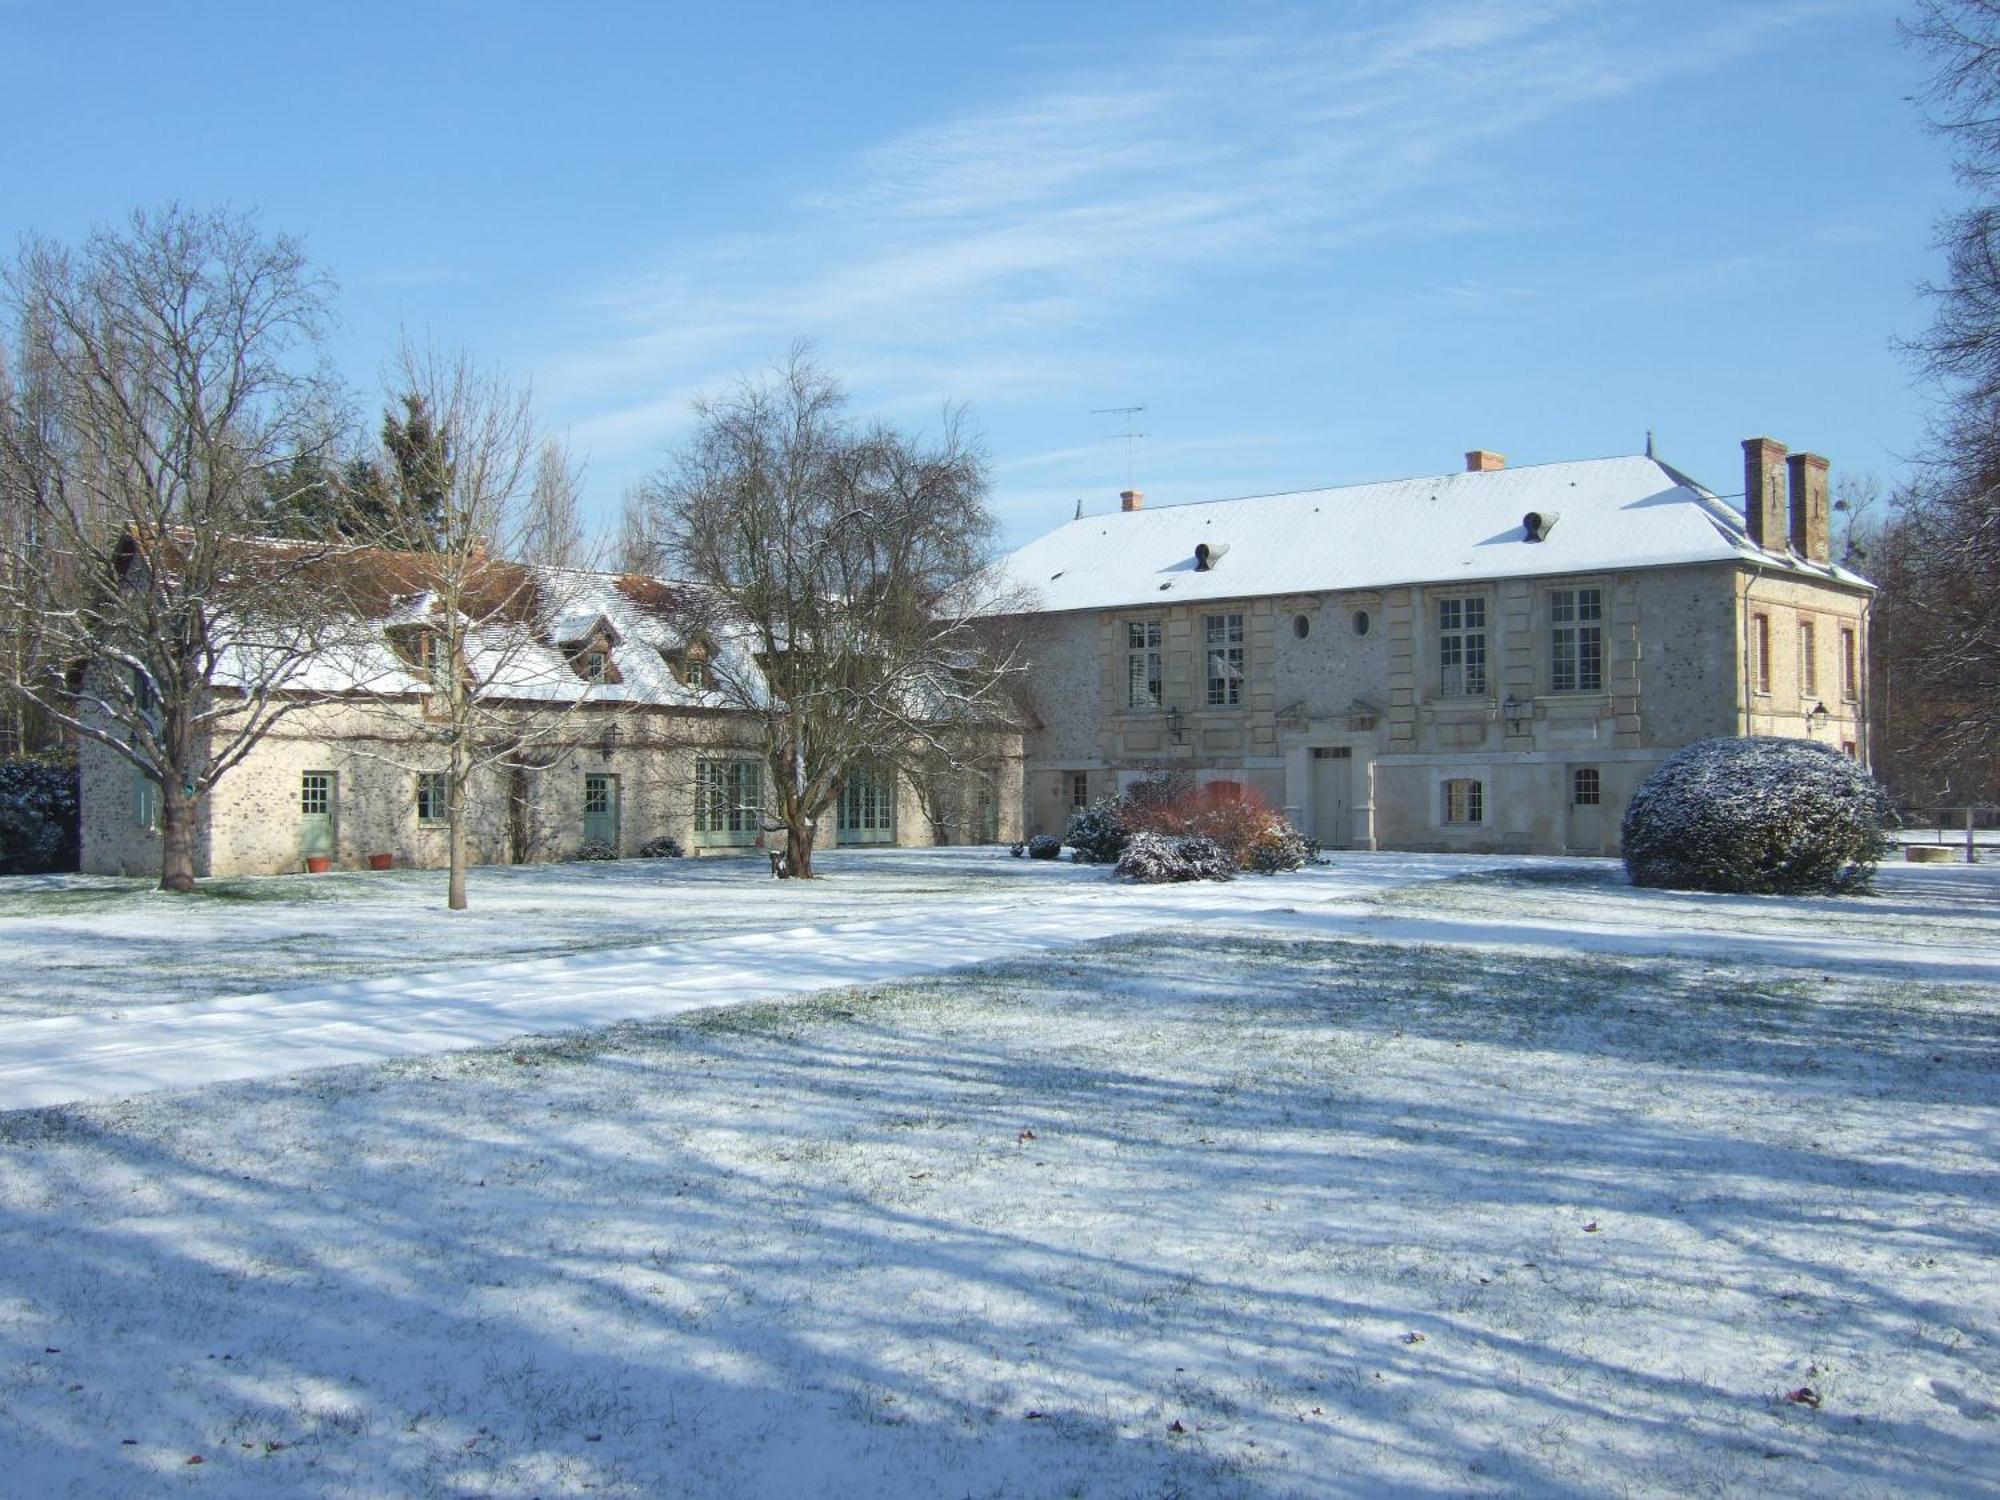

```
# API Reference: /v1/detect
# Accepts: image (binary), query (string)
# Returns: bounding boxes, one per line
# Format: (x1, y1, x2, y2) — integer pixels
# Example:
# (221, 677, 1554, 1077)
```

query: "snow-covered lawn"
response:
(0, 848, 1116, 1020)
(1, 861, 1996, 1497)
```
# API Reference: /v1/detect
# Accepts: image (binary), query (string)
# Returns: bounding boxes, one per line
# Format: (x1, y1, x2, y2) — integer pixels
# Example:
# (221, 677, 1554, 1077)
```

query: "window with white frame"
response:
(1204, 612, 1245, 707)
(1437, 596, 1487, 696)
(1549, 587, 1604, 692)
(1069, 771, 1090, 811)
(416, 772, 448, 824)
(583, 648, 611, 684)
(134, 770, 158, 831)
(1442, 777, 1484, 825)
(1840, 626, 1858, 702)
(1798, 620, 1817, 696)
(1571, 767, 1601, 806)
(1125, 620, 1162, 710)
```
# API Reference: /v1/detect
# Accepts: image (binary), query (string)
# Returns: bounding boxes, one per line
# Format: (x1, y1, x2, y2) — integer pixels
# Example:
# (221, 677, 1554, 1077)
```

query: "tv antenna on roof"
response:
(1092, 405, 1147, 491)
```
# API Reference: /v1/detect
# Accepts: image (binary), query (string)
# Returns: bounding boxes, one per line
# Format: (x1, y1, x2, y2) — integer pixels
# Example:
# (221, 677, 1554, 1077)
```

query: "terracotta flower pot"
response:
(305, 855, 332, 874)
(368, 853, 393, 871)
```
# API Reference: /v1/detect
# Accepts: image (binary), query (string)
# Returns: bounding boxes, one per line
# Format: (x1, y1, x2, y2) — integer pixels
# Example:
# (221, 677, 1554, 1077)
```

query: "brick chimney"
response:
(1120, 489, 1144, 512)
(1787, 452, 1831, 563)
(1742, 436, 1789, 552)
(1465, 449, 1505, 473)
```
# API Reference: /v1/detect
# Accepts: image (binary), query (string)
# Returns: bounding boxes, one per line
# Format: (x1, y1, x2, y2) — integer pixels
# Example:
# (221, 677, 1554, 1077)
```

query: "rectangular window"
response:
(416, 772, 448, 824)
(838, 766, 897, 842)
(1070, 772, 1090, 811)
(1840, 627, 1858, 702)
(1442, 777, 1484, 825)
(1753, 614, 1772, 694)
(1549, 587, 1604, 693)
(583, 649, 610, 684)
(694, 758, 763, 840)
(1571, 767, 1601, 806)
(1798, 621, 1817, 696)
(1204, 612, 1245, 707)
(1438, 596, 1487, 697)
(300, 771, 332, 818)
(1125, 620, 1162, 710)
(134, 770, 158, 832)
(583, 775, 612, 817)
(1841, 740, 1857, 760)
(685, 652, 709, 690)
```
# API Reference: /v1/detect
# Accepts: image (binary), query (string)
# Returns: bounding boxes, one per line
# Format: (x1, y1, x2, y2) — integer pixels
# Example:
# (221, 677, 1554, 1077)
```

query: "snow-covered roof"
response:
(991, 455, 1870, 616)
(224, 563, 752, 709)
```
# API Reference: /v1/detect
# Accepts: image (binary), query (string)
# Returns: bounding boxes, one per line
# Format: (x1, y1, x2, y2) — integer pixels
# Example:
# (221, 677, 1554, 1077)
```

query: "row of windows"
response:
(1122, 588, 1611, 710)
(1751, 615, 1860, 702)
(1441, 767, 1601, 826)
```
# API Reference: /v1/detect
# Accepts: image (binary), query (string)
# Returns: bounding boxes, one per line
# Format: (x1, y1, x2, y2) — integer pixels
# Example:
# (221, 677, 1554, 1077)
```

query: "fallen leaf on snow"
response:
(1402, 1332, 1426, 1345)
(1168, 1419, 1187, 1434)
(1583, 1221, 1600, 1233)
(1785, 1386, 1822, 1409)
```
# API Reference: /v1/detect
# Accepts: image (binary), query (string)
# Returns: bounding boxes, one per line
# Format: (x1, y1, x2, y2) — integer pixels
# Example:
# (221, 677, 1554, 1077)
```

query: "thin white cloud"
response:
(538, 0, 1869, 496)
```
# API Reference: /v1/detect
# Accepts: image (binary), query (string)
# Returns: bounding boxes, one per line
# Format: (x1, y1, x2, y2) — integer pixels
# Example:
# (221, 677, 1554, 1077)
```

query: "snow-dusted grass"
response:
(2, 906, 1996, 1497)
(0, 848, 1105, 1020)
(1370, 858, 2000, 954)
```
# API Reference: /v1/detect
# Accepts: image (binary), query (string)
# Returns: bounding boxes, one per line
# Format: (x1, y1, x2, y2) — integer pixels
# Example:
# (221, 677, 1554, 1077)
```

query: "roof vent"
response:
(1522, 510, 1559, 542)
(1194, 541, 1229, 571)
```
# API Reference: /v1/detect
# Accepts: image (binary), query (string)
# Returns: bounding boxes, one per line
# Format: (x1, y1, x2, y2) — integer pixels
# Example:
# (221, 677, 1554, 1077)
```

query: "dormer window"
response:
(583, 648, 610, 684)
(664, 641, 714, 690)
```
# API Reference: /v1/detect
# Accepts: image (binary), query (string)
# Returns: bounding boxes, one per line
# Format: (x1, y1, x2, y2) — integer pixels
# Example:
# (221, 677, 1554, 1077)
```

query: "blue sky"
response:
(0, 0, 1955, 548)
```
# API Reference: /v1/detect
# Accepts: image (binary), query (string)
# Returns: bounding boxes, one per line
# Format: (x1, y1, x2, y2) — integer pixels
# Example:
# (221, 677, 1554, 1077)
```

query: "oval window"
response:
(1292, 614, 1311, 640)
(1353, 609, 1371, 636)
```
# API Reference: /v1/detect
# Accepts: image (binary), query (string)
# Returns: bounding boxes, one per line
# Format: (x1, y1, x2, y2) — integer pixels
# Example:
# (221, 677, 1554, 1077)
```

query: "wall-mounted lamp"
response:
(1166, 705, 1185, 744)
(1806, 701, 1830, 733)
(600, 720, 622, 761)
(1502, 695, 1531, 730)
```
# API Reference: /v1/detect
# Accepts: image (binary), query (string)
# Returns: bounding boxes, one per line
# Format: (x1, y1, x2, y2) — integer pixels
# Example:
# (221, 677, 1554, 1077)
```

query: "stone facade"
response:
(1002, 447, 1871, 857)
(81, 695, 1024, 878)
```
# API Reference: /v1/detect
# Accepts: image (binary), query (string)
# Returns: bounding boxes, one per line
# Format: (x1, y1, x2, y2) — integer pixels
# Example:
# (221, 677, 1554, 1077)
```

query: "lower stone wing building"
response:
(993, 440, 1870, 856)
(81, 562, 1022, 878)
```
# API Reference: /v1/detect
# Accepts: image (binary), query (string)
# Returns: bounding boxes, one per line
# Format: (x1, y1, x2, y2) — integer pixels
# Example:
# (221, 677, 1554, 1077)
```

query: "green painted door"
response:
(583, 773, 619, 850)
(300, 771, 336, 859)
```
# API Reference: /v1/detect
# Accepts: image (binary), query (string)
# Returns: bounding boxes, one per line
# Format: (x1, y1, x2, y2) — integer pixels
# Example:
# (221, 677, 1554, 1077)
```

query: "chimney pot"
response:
(1120, 489, 1144, 512)
(1742, 436, 1789, 552)
(1465, 449, 1505, 473)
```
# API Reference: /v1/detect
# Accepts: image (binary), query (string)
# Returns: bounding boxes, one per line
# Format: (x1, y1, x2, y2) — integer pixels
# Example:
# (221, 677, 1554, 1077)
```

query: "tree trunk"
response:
(787, 816, 815, 879)
(158, 778, 196, 893)
(447, 738, 469, 910)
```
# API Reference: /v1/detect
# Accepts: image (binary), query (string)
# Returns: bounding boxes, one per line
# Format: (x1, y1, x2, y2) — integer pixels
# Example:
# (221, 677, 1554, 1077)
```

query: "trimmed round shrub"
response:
(1115, 830, 1238, 883)
(574, 840, 619, 862)
(1065, 797, 1130, 864)
(638, 835, 684, 859)
(1026, 833, 1062, 860)
(1245, 820, 1313, 874)
(1621, 737, 1893, 895)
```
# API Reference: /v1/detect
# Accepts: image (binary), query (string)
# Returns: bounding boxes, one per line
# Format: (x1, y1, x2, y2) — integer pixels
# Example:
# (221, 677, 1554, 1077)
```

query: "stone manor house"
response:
(77, 437, 1870, 874)
(991, 438, 1871, 856)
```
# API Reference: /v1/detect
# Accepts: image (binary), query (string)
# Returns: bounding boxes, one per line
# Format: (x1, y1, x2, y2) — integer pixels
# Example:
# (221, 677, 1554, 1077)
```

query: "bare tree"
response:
(0, 206, 343, 890)
(647, 347, 1021, 877)
(611, 479, 664, 574)
(522, 436, 587, 570)
(344, 345, 612, 910)
(1890, 2, 2000, 789)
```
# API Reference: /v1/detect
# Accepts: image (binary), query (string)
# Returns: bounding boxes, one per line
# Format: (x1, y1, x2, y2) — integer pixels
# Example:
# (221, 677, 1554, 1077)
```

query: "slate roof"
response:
(991, 455, 1870, 616)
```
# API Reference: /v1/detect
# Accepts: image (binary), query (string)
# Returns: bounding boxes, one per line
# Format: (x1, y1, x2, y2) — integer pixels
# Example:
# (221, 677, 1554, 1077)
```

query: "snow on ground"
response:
(1, 913, 1995, 1497)
(0, 851, 1995, 1496)
(0, 848, 1098, 1020)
